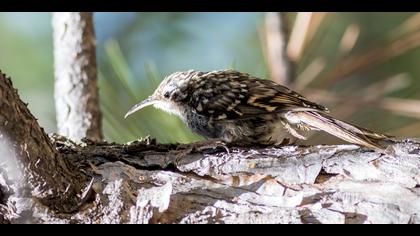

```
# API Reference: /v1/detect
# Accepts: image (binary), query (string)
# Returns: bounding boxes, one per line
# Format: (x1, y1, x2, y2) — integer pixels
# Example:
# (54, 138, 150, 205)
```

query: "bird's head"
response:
(124, 70, 201, 119)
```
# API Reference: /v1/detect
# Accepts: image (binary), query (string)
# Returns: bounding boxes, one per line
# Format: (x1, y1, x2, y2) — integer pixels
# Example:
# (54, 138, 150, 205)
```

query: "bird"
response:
(124, 69, 393, 151)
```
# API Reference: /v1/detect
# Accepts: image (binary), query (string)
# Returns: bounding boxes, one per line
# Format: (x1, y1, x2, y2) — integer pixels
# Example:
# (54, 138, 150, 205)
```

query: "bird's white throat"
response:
(153, 100, 184, 119)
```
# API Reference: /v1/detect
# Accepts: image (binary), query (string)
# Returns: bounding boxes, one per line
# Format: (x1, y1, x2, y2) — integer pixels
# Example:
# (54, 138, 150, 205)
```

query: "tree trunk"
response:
(52, 12, 103, 142)
(0, 71, 419, 224)
(0, 71, 88, 219)
(264, 12, 294, 86)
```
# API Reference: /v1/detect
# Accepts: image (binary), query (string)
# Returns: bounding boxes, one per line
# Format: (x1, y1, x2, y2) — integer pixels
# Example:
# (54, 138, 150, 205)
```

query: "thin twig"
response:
(304, 88, 420, 121)
(264, 12, 294, 85)
(339, 24, 360, 54)
(321, 27, 420, 86)
(305, 12, 328, 45)
(287, 12, 313, 62)
(295, 57, 326, 90)
(390, 13, 420, 39)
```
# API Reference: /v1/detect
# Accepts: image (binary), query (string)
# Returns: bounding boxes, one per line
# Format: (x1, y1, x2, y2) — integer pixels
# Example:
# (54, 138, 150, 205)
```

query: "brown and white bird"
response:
(125, 69, 393, 151)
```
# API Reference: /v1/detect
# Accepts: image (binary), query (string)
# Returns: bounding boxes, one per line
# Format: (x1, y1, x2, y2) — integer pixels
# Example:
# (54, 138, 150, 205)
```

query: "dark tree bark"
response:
(0, 72, 88, 219)
(52, 12, 103, 142)
(264, 12, 294, 86)
(0, 71, 419, 224)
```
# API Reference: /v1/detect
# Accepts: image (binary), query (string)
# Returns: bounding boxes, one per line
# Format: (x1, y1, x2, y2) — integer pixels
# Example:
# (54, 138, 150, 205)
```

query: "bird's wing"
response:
(188, 70, 328, 121)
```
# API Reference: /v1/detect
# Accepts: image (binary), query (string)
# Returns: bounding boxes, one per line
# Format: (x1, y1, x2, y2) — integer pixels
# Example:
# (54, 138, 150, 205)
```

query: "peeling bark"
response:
(52, 12, 103, 142)
(1, 71, 420, 224)
(13, 136, 418, 224)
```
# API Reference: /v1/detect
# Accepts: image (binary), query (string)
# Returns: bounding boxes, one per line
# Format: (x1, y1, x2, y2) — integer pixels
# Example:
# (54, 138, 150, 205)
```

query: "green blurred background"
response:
(1, 12, 419, 144)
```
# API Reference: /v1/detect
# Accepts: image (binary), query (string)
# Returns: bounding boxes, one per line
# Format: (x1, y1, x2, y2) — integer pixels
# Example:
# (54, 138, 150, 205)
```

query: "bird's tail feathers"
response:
(285, 111, 393, 150)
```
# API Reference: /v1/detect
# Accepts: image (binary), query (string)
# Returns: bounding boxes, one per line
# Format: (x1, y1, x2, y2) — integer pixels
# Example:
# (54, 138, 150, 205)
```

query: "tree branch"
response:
(52, 12, 103, 142)
(0, 72, 88, 215)
(42, 137, 420, 224)
(1, 71, 419, 223)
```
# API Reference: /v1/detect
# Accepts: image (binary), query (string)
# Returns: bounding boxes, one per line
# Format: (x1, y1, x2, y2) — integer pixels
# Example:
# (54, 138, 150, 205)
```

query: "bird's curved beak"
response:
(124, 96, 156, 119)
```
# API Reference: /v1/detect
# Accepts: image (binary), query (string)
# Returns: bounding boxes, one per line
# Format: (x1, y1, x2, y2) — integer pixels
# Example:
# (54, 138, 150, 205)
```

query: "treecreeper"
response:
(125, 69, 393, 151)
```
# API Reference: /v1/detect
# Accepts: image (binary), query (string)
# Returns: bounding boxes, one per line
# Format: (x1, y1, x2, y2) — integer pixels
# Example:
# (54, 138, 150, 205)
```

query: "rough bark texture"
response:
(2, 137, 418, 224)
(0, 72, 88, 219)
(52, 12, 103, 142)
(1, 71, 420, 224)
(264, 12, 294, 86)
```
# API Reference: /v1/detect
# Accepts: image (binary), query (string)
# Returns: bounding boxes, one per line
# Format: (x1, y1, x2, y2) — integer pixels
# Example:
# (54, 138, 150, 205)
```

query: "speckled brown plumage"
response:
(125, 69, 393, 151)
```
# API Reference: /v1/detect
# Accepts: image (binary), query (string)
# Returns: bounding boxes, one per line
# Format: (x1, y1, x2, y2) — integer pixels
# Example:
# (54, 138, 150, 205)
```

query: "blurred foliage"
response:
(0, 13, 55, 132)
(99, 40, 201, 143)
(283, 12, 420, 144)
(0, 12, 420, 144)
(96, 13, 266, 143)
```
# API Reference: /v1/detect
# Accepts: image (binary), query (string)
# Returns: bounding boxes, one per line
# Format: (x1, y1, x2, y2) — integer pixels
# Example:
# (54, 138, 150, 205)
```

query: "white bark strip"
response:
(52, 12, 102, 142)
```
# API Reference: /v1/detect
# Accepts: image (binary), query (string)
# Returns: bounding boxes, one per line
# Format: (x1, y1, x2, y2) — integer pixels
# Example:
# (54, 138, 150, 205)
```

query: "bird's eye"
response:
(164, 91, 170, 99)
